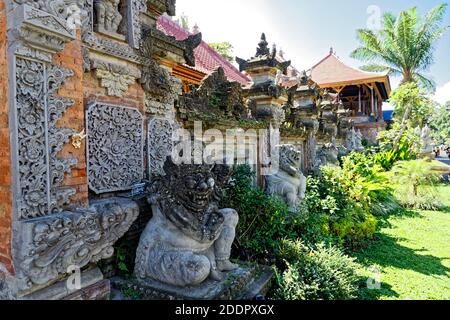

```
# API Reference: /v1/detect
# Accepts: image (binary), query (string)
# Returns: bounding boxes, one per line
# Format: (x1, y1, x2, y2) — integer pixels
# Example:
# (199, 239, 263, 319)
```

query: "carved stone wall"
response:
(86, 102, 144, 194)
(16, 197, 139, 294)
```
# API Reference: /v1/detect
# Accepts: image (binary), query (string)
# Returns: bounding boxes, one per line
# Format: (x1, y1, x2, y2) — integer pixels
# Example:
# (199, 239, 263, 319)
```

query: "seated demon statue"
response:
(265, 145, 307, 212)
(135, 157, 239, 287)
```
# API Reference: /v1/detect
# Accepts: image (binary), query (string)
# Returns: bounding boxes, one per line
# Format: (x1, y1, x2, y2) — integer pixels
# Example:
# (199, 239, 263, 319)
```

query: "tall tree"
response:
(351, 4, 449, 91)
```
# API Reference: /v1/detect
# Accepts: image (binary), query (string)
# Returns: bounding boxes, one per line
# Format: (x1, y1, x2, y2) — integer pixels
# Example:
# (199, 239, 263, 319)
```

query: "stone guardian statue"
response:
(135, 157, 239, 287)
(265, 145, 307, 212)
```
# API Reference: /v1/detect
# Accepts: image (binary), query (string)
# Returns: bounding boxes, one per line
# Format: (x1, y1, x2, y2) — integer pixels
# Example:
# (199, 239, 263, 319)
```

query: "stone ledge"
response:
(111, 264, 273, 300)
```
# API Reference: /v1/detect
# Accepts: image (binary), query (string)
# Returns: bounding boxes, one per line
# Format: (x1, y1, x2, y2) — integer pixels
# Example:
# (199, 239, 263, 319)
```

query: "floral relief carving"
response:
(86, 103, 144, 194)
(91, 58, 141, 97)
(15, 58, 77, 219)
(148, 118, 173, 178)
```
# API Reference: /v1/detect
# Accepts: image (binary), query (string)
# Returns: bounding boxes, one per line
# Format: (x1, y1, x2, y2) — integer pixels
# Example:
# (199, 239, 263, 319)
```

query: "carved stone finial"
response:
(182, 32, 202, 66)
(165, 0, 177, 16)
(256, 33, 270, 56)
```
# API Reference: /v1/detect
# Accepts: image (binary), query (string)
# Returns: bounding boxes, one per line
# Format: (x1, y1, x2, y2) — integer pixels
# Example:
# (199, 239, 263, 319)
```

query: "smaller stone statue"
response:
(265, 145, 307, 212)
(420, 125, 433, 155)
(314, 143, 339, 170)
(94, 0, 124, 39)
(345, 128, 364, 152)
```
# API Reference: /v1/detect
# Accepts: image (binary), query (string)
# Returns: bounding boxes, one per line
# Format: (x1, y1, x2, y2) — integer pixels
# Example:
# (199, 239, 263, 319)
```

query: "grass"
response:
(354, 184, 450, 300)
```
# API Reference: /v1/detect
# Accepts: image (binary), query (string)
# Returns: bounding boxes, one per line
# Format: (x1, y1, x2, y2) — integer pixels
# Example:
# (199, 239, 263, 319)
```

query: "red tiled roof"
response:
(157, 15, 250, 85)
(309, 53, 390, 87)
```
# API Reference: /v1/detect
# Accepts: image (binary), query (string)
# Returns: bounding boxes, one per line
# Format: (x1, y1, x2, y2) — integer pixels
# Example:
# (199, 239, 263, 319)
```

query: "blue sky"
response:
(176, 0, 450, 105)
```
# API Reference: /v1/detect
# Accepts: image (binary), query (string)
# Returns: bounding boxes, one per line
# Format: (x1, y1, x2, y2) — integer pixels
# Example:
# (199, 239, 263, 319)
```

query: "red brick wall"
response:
(52, 31, 90, 209)
(0, 0, 14, 274)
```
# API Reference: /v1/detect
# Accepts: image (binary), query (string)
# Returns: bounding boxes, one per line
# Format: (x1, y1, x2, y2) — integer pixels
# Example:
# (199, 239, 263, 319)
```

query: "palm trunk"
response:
(392, 75, 414, 150)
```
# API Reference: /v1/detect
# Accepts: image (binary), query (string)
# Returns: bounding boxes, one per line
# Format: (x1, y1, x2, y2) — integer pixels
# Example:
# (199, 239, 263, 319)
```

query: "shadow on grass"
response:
(353, 233, 450, 278)
(357, 279, 399, 300)
(376, 208, 422, 229)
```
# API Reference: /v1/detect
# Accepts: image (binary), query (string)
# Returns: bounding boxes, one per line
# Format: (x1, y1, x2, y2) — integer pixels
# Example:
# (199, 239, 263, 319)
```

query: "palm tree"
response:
(351, 4, 449, 91)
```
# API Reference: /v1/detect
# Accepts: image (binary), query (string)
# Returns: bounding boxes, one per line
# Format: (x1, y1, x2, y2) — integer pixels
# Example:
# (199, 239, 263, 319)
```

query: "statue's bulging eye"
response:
(207, 178, 215, 188)
(185, 178, 196, 189)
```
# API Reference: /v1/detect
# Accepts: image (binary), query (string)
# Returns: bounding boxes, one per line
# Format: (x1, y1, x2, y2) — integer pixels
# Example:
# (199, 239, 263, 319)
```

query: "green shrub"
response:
(221, 165, 300, 263)
(273, 240, 359, 300)
(390, 160, 445, 210)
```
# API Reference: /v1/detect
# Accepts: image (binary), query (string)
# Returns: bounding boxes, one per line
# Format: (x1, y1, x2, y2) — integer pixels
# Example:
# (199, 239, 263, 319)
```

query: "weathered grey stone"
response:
(345, 128, 364, 152)
(16, 198, 139, 295)
(314, 143, 340, 170)
(22, 267, 106, 300)
(86, 102, 144, 194)
(90, 57, 141, 97)
(265, 145, 306, 212)
(94, 0, 125, 40)
(115, 264, 272, 300)
(135, 156, 239, 288)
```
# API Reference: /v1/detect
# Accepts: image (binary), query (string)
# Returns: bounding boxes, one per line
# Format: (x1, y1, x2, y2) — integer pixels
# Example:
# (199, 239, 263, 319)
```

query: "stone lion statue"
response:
(314, 143, 339, 170)
(265, 145, 307, 212)
(135, 157, 239, 287)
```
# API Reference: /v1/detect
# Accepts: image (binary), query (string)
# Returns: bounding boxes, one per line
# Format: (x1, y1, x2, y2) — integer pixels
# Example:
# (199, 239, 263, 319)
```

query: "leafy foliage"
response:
(208, 42, 235, 62)
(273, 239, 359, 300)
(221, 165, 300, 263)
(390, 160, 446, 210)
(429, 102, 450, 144)
(351, 4, 449, 90)
(389, 82, 435, 128)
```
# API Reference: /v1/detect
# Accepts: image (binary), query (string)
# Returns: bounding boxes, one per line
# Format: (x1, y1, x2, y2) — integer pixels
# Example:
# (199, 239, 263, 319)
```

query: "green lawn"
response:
(355, 184, 450, 300)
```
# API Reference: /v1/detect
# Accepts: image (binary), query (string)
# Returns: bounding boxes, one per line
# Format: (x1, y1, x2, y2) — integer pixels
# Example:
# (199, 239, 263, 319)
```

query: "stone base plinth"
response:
(112, 264, 273, 300)
(22, 268, 110, 300)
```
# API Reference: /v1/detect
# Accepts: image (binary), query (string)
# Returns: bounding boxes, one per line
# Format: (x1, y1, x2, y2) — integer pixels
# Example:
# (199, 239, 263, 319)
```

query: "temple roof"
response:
(157, 15, 250, 85)
(309, 52, 391, 91)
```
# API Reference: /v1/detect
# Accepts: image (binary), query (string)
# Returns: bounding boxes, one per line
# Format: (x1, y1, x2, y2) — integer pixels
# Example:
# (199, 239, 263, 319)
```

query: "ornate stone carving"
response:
(82, 31, 152, 65)
(86, 102, 144, 194)
(17, 198, 139, 293)
(165, 0, 176, 16)
(140, 60, 182, 117)
(94, 0, 124, 40)
(181, 33, 202, 67)
(177, 67, 248, 123)
(420, 125, 433, 154)
(90, 57, 141, 97)
(135, 156, 239, 287)
(15, 58, 77, 219)
(148, 118, 173, 178)
(265, 145, 306, 212)
(345, 128, 364, 152)
(314, 143, 339, 170)
(127, 0, 148, 49)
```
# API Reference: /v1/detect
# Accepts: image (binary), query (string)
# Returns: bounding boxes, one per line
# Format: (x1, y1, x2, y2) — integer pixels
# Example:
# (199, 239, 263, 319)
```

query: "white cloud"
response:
(432, 82, 450, 105)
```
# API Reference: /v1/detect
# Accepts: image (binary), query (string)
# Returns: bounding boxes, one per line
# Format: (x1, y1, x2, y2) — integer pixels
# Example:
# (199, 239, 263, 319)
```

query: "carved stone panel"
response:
(17, 198, 140, 294)
(86, 102, 144, 193)
(15, 58, 77, 220)
(148, 118, 173, 178)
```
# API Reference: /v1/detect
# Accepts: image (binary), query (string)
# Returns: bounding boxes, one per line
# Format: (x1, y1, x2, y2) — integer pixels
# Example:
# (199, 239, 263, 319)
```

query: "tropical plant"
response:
(273, 240, 360, 300)
(429, 102, 450, 144)
(390, 159, 446, 210)
(221, 165, 301, 263)
(351, 3, 449, 90)
(389, 82, 435, 128)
